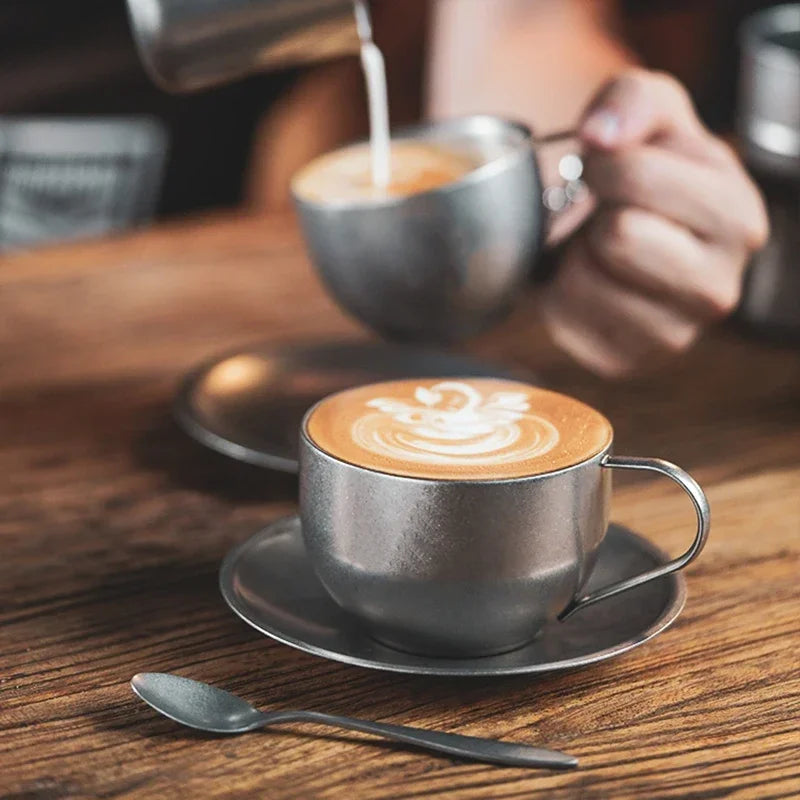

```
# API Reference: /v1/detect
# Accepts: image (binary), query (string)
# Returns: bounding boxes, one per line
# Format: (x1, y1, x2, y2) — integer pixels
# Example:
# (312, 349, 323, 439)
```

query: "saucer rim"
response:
(219, 516, 687, 677)
(174, 341, 523, 474)
(174, 352, 300, 472)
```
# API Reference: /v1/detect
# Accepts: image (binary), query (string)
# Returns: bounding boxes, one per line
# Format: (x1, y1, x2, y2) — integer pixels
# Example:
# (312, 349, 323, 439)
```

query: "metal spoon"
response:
(131, 673, 577, 770)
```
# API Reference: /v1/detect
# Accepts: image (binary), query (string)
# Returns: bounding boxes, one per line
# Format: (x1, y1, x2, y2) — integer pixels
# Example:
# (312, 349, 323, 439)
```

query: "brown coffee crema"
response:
(305, 378, 613, 480)
(292, 140, 479, 203)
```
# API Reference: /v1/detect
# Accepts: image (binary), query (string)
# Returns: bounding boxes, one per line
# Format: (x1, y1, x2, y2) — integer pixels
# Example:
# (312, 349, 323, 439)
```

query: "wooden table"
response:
(2, 213, 799, 799)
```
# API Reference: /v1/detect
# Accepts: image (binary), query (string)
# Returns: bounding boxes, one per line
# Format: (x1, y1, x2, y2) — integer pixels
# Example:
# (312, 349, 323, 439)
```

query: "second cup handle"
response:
(558, 455, 710, 621)
(532, 128, 586, 215)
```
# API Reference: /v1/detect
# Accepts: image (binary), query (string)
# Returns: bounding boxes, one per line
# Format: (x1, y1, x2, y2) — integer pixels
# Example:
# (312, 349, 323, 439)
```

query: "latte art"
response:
(305, 378, 614, 481)
(352, 382, 559, 466)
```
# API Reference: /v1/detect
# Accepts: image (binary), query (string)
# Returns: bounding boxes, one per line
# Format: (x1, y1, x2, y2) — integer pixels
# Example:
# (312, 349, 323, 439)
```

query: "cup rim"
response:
(290, 114, 536, 212)
(300, 423, 612, 484)
(299, 381, 614, 485)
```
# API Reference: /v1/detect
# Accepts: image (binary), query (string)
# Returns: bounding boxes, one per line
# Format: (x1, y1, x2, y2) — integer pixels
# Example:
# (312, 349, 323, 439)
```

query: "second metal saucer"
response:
(175, 340, 521, 473)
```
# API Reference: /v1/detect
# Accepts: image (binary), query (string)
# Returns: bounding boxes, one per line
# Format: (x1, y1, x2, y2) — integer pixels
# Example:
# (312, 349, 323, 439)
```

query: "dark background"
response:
(0, 0, 778, 216)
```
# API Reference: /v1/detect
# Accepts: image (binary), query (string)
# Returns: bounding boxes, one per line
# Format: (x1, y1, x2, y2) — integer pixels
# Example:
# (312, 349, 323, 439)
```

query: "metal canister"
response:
(738, 4, 800, 336)
(126, 0, 363, 93)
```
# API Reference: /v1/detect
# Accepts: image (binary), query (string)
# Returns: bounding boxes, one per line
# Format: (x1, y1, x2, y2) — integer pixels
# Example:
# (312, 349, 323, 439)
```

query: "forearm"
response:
(427, 0, 637, 134)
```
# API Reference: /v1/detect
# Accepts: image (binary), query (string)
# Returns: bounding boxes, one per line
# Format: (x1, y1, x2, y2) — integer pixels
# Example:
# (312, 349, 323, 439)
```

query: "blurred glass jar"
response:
(738, 3, 800, 338)
(126, 0, 367, 92)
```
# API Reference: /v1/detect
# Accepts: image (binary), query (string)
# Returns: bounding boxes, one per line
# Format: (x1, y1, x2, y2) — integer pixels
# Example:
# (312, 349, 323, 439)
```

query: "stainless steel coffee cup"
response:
(737, 3, 800, 335)
(299, 395, 709, 658)
(292, 116, 583, 343)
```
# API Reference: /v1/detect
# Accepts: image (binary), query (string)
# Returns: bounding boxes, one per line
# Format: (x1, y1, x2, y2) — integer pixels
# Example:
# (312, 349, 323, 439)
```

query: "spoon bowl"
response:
(132, 673, 264, 733)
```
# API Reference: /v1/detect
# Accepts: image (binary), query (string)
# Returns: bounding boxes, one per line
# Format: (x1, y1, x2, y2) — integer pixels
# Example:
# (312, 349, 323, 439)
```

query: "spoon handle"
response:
(267, 711, 577, 770)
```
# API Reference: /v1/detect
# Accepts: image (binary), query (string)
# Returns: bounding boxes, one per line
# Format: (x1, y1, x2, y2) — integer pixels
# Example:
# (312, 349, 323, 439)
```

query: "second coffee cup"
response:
(292, 116, 582, 344)
(298, 377, 710, 658)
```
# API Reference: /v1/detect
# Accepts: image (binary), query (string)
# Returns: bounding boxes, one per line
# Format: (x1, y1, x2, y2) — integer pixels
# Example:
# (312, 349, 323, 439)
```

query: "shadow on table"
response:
(78, 547, 611, 757)
(131, 413, 297, 506)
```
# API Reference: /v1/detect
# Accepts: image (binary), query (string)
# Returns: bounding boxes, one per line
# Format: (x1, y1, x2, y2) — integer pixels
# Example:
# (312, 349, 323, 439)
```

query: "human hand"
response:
(539, 69, 769, 378)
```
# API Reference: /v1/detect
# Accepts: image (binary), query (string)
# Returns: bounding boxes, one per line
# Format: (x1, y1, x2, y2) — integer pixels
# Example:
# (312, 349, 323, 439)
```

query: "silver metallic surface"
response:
(292, 116, 577, 343)
(299, 427, 709, 657)
(174, 341, 521, 471)
(131, 673, 577, 768)
(739, 4, 800, 170)
(737, 183, 800, 335)
(126, 0, 361, 92)
(559, 455, 710, 619)
(219, 516, 686, 676)
(300, 429, 613, 657)
(737, 4, 800, 334)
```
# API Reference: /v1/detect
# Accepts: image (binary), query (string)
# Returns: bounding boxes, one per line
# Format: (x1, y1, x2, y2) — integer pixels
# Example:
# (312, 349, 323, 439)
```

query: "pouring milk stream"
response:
(354, 0, 391, 188)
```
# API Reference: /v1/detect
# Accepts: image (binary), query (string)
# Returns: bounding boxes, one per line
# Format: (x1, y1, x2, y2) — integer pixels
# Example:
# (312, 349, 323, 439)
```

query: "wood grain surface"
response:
(1, 213, 799, 799)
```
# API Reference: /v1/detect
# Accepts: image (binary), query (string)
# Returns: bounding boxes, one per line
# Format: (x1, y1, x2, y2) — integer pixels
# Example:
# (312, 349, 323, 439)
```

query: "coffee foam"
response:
(292, 140, 480, 203)
(305, 378, 613, 480)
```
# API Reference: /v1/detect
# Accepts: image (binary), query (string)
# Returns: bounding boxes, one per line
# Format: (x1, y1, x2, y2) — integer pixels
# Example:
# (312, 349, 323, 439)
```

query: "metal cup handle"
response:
(558, 455, 711, 621)
(531, 129, 587, 215)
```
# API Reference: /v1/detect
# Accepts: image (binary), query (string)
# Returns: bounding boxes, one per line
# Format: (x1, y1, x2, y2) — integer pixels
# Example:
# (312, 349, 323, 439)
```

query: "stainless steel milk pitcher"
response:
(126, 0, 365, 92)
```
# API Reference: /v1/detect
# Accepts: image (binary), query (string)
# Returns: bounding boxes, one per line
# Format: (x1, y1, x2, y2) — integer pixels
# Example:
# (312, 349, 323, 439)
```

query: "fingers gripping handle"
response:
(559, 455, 710, 621)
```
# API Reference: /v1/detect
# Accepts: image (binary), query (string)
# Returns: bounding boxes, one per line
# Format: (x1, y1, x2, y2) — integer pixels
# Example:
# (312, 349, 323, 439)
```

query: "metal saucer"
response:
(220, 516, 687, 677)
(175, 341, 521, 473)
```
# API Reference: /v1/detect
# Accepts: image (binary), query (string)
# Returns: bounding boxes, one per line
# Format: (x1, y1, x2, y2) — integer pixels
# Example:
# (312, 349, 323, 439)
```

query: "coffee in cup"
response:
(291, 116, 580, 343)
(292, 140, 481, 204)
(305, 378, 612, 480)
(299, 377, 710, 658)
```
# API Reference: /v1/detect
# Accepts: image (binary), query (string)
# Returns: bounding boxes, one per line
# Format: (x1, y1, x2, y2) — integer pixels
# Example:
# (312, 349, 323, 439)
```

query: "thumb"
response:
(579, 69, 707, 153)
